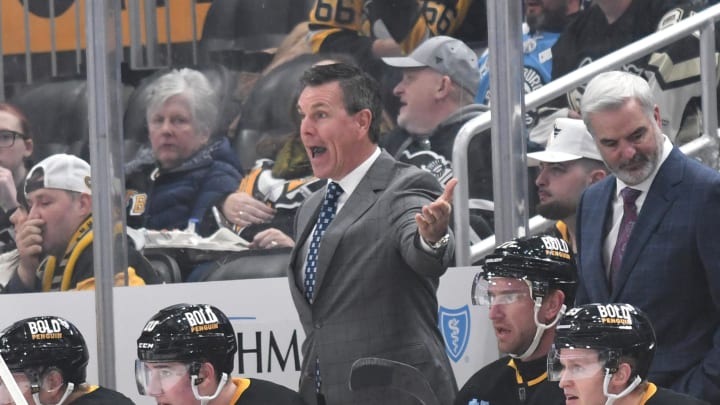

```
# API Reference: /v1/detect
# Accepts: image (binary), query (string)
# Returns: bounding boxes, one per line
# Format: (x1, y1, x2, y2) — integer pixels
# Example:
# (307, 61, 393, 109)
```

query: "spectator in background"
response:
(290, 63, 457, 404)
(527, 118, 607, 252)
(476, 0, 581, 134)
(307, 0, 486, 78)
(125, 68, 242, 237)
(0, 315, 135, 405)
(0, 103, 34, 252)
(381, 35, 494, 239)
(576, 71, 720, 402)
(136, 303, 306, 404)
(0, 188, 28, 290)
(217, 57, 358, 250)
(6, 154, 159, 293)
(549, 303, 710, 404)
(456, 234, 576, 405)
(537, 0, 706, 146)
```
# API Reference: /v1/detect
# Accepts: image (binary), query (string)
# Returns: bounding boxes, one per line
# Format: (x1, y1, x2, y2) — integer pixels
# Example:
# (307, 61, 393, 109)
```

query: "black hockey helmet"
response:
(136, 303, 236, 375)
(553, 303, 656, 380)
(474, 234, 577, 306)
(0, 316, 89, 384)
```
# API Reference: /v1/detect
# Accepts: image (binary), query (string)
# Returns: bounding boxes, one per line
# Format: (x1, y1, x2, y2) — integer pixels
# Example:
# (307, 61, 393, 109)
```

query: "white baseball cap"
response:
(382, 35, 480, 95)
(25, 153, 92, 195)
(527, 118, 603, 166)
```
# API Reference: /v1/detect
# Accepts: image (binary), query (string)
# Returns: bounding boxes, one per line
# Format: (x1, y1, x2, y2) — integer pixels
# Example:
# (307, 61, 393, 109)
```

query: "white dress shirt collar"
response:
(331, 146, 381, 212)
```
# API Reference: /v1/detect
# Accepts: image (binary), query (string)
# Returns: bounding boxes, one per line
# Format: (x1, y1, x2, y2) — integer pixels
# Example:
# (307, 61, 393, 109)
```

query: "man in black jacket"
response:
(455, 234, 576, 405)
(381, 36, 494, 239)
(6, 153, 159, 292)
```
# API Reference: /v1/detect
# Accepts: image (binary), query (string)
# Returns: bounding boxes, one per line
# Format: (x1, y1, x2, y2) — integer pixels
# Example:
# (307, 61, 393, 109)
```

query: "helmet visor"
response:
(0, 371, 35, 403)
(472, 274, 532, 306)
(135, 360, 191, 396)
(547, 346, 606, 382)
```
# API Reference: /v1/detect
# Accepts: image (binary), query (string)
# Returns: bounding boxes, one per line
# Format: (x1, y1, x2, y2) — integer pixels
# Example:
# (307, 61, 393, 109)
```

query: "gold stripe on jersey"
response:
(238, 166, 265, 195)
(507, 358, 549, 386)
(229, 377, 252, 403)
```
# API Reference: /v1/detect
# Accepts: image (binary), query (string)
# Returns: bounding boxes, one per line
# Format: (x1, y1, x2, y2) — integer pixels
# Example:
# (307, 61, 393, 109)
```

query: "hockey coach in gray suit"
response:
(288, 62, 458, 405)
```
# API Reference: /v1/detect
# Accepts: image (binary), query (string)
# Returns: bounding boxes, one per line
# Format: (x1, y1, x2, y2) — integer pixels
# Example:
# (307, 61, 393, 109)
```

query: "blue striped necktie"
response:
(304, 181, 343, 303)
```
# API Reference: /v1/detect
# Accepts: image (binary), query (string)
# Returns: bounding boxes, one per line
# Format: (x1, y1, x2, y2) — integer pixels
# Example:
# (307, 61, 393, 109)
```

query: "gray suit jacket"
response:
(288, 151, 457, 405)
(576, 147, 720, 402)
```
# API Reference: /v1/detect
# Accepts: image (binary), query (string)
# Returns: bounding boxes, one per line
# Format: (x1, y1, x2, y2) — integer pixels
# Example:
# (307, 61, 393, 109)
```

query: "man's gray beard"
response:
(613, 133, 663, 185)
(537, 201, 575, 221)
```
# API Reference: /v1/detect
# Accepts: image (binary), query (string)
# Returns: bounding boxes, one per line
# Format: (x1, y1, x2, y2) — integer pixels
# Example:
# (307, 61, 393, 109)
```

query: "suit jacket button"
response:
(314, 322, 322, 329)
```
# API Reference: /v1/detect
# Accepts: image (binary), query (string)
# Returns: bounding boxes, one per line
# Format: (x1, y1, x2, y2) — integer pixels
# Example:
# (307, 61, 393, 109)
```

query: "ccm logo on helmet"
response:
(27, 319, 66, 340)
(184, 307, 220, 333)
(597, 304, 633, 325)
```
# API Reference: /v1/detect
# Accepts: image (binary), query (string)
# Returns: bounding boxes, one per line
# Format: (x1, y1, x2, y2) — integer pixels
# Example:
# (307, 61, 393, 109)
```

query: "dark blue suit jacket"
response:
(576, 147, 720, 402)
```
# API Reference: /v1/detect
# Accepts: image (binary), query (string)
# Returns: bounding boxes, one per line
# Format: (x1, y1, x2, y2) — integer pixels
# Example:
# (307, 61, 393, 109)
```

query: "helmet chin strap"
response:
(33, 382, 74, 405)
(603, 371, 641, 405)
(509, 300, 567, 360)
(191, 372, 228, 405)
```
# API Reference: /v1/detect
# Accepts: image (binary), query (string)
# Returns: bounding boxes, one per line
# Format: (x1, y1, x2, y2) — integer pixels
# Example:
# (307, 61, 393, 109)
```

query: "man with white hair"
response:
(575, 70, 720, 403)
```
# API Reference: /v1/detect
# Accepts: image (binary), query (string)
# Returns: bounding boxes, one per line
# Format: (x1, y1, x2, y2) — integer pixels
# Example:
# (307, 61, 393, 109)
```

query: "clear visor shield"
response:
(547, 346, 607, 382)
(135, 360, 191, 396)
(0, 371, 33, 404)
(471, 274, 532, 306)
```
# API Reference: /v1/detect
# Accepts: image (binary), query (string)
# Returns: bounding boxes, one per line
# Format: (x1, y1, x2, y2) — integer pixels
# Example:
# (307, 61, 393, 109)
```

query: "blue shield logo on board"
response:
(439, 305, 470, 362)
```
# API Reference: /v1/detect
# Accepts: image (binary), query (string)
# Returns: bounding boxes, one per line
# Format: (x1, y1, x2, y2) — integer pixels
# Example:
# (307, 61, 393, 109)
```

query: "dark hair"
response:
(0, 103, 32, 139)
(300, 63, 382, 143)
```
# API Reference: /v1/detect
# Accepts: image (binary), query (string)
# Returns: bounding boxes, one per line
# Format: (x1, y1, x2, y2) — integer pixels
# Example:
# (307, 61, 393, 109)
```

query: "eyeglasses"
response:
(0, 130, 26, 148)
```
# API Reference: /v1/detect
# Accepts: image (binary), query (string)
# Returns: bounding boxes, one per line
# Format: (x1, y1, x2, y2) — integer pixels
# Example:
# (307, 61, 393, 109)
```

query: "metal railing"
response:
(0, 0, 203, 99)
(452, 4, 720, 266)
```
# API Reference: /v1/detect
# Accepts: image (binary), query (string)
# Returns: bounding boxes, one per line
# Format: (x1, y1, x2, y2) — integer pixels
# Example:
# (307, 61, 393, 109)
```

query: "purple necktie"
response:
(609, 187, 641, 290)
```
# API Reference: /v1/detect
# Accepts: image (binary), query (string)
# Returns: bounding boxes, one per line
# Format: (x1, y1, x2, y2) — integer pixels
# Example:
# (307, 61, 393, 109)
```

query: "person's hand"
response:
(14, 217, 44, 287)
(0, 167, 17, 211)
(249, 228, 295, 250)
(416, 178, 457, 244)
(371, 38, 402, 57)
(222, 192, 276, 228)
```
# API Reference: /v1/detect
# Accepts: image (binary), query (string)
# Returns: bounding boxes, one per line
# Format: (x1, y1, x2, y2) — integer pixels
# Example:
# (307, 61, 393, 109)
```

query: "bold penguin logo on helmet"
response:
(555, 303, 656, 380)
(0, 316, 89, 384)
(136, 303, 237, 375)
(480, 234, 577, 305)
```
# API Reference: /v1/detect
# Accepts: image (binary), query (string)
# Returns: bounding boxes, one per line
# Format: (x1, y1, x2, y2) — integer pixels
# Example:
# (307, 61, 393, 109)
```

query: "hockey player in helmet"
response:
(0, 315, 135, 405)
(135, 303, 305, 405)
(455, 234, 577, 405)
(548, 303, 709, 405)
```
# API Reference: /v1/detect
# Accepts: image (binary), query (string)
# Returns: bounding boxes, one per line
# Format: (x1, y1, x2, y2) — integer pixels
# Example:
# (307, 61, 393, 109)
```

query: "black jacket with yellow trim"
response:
(229, 377, 305, 404)
(4, 216, 160, 293)
(455, 355, 565, 405)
